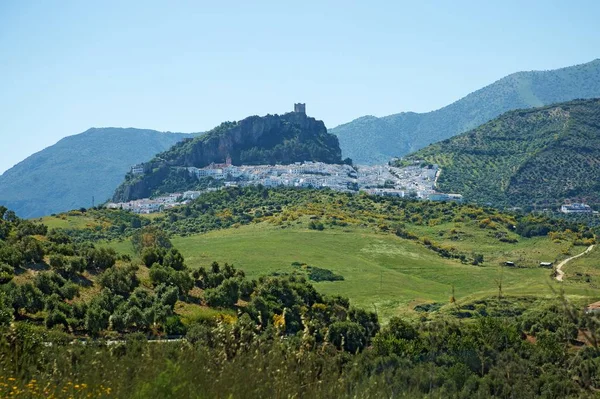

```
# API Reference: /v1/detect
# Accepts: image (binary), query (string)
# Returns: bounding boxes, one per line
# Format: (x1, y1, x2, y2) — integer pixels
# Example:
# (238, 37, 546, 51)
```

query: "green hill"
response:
(407, 98, 600, 209)
(332, 59, 600, 164)
(44, 187, 600, 320)
(113, 111, 343, 202)
(0, 128, 193, 218)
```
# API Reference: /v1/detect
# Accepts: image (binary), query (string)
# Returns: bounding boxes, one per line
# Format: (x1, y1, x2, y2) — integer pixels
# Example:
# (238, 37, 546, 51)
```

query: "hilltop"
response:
(0, 128, 194, 218)
(332, 59, 600, 164)
(113, 110, 344, 202)
(406, 98, 600, 209)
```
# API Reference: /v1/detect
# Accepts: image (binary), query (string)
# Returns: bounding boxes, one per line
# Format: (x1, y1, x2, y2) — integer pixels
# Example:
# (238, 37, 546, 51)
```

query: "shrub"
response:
(326, 321, 367, 353)
(307, 267, 344, 282)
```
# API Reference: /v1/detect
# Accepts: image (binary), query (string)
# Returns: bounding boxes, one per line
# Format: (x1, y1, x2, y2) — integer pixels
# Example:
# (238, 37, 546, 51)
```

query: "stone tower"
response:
(294, 103, 306, 114)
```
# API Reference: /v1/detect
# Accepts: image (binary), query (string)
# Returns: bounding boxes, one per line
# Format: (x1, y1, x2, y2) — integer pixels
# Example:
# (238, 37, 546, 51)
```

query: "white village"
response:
(106, 159, 463, 214)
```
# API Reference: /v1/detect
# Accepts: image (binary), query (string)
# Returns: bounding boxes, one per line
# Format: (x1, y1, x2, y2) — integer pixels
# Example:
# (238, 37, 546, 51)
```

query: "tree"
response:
(387, 317, 418, 341)
(348, 308, 380, 341)
(45, 309, 68, 330)
(15, 283, 44, 314)
(0, 292, 13, 326)
(97, 265, 139, 297)
(17, 237, 44, 264)
(163, 249, 185, 271)
(131, 226, 172, 254)
(47, 230, 71, 245)
(124, 306, 147, 330)
(149, 264, 170, 286)
(49, 254, 67, 274)
(0, 263, 14, 284)
(326, 321, 367, 353)
(142, 248, 163, 268)
(0, 245, 25, 268)
(85, 305, 110, 336)
(204, 278, 240, 308)
(85, 247, 117, 272)
(156, 284, 179, 307)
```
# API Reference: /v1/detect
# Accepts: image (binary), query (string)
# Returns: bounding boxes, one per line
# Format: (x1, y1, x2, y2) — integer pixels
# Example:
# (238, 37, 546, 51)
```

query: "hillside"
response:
(113, 111, 343, 202)
(0, 128, 193, 218)
(332, 59, 600, 164)
(44, 186, 600, 321)
(3, 192, 600, 397)
(407, 98, 600, 209)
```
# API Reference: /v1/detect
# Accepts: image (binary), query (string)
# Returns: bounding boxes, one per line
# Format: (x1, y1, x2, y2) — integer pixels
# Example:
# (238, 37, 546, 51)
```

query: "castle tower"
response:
(294, 103, 306, 114)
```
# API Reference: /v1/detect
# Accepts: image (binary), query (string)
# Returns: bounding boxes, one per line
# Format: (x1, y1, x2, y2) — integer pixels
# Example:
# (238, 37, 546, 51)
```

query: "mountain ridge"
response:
(0, 128, 195, 218)
(332, 59, 600, 164)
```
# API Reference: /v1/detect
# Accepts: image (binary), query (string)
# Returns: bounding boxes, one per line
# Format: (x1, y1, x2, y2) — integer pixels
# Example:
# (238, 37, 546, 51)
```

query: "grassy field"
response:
(37, 212, 105, 230)
(408, 221, 573, 267)
(44, 202, 600, 321)
(561, 245, 600, 288)
(164, 223, 600, 322)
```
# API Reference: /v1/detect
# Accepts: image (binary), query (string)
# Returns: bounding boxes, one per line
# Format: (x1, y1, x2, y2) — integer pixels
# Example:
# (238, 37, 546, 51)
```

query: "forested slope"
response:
(408, 99, 600, 209)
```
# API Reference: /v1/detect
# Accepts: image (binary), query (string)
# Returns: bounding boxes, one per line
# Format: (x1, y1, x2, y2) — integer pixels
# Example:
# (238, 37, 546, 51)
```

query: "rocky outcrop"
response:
(113, 112, 343, 202)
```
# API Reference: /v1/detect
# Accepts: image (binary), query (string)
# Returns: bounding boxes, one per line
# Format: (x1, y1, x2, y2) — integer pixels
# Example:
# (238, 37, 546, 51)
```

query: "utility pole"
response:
(92, 196, 95, 209)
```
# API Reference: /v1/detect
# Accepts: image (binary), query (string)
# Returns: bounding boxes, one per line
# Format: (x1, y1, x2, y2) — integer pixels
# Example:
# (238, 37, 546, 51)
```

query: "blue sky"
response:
(1, 0, 599, 174)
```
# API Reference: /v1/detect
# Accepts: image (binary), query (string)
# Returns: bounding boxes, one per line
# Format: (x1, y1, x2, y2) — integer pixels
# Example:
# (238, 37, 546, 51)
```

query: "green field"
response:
(165, 223, 600, 321)
(38, 212, 104, 230)
(561, 244, 600, 286)
(408, 221, 573, 267)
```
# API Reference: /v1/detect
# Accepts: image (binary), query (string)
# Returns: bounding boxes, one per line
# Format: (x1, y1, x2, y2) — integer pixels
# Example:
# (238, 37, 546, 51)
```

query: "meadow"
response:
(166, 223, 600, 321)
(40, 187, 600, 322)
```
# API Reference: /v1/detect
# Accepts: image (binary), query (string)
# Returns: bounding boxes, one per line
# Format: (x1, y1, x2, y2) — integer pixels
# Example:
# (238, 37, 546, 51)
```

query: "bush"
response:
(326, 321, 367, 353)
(165, 316, 186, 336)
(307, 267, 344, 282)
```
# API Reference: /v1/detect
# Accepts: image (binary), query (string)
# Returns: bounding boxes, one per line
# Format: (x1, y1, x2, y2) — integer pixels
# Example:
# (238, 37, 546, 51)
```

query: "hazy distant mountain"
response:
(407, 98, 600, 209)
(332, 59, 600, 164)
(0, 128, 194, 218)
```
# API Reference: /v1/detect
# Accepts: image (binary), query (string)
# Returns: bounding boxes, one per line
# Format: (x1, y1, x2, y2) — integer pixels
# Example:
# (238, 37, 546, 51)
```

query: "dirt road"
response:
(555, 245, 594, 282)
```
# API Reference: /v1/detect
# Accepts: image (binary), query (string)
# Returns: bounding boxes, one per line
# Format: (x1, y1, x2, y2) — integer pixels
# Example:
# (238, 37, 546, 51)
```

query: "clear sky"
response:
(1, 0, 599, 174)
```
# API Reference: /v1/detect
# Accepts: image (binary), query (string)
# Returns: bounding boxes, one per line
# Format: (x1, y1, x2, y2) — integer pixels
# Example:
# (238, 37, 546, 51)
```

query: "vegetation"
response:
(332, 59, 600, 164)
(0, 128, 193, 218)
(0, 205, 376, 343)
(0, 296, 599, 398)
(45, 187, 600, 321)
(2, 185, 600, 397)
(113, 112, 343, 201)
(407, 99, 600, 209)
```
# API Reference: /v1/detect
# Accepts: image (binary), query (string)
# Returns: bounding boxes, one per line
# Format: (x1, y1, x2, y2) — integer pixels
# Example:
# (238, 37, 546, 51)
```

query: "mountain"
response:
(0, 128, 193, 218)
(406, 98, 600, 209)
(332, 59, 600, 164)
(113, 111, 344, 202)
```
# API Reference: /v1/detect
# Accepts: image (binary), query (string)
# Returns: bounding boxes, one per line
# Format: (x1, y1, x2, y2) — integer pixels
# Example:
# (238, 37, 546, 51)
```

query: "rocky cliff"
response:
(113, 112, 344, 201)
